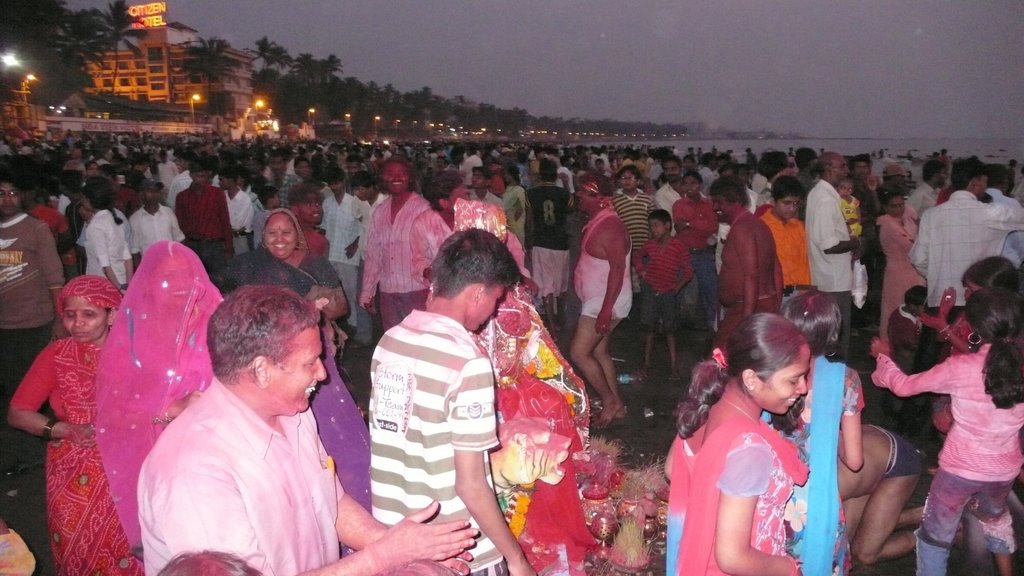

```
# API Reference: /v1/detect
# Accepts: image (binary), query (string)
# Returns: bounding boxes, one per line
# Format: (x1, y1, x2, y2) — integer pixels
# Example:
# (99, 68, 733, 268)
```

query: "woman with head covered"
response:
(7, 275, 141, 575)
(94, 241, 222, 550)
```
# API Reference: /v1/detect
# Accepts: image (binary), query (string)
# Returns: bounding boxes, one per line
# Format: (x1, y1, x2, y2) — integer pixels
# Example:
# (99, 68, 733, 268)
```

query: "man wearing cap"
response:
(129, 179, 185, 264)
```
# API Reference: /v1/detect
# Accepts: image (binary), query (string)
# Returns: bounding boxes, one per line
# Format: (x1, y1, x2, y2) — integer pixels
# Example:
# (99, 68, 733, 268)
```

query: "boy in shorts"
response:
(633, 209, 693, 379)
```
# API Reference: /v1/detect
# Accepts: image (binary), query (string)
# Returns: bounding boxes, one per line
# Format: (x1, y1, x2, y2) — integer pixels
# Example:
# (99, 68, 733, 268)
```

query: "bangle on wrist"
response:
(41, 417, 58, 441)
(152, 411, 174, 425)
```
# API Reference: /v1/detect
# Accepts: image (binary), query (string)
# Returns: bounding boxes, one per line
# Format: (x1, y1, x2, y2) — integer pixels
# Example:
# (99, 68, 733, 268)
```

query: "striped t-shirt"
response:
(611, 190, 654, 250)
(369, 309, 501, 570)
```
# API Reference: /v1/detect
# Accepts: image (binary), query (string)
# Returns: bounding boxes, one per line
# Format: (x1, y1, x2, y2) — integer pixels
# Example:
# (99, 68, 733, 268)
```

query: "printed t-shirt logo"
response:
(372, 362, 415, 434)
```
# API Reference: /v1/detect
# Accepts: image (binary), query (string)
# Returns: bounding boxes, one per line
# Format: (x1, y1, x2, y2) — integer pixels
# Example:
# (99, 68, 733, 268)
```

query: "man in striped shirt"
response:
(369, 229, 534, 576)
(611, 164, 654, 294)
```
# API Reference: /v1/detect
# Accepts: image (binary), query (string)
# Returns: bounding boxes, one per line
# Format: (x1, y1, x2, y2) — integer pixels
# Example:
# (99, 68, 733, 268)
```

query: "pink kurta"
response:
(877, 210, 923, 337)
(873, 348, 1024, 482)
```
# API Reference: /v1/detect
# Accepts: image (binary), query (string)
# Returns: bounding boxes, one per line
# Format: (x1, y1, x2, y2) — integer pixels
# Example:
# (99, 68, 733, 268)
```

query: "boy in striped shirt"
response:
(369, 229, 534, 576)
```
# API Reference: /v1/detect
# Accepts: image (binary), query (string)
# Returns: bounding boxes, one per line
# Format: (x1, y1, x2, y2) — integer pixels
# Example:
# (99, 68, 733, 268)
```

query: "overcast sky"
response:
(66, 0, 1024, 138)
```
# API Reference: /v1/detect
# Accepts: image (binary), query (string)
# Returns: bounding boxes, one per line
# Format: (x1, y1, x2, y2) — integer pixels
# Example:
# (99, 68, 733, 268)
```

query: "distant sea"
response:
(611, 137, 1023, 165)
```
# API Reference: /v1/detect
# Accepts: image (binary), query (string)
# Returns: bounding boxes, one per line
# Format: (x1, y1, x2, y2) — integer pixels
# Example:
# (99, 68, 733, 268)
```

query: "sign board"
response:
(45, 116, 211, 135)
(128, 2, 167, 29)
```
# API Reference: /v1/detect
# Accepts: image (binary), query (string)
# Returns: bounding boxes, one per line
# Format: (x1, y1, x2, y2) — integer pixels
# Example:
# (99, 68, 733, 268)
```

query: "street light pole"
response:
(308, 108, 315, 127)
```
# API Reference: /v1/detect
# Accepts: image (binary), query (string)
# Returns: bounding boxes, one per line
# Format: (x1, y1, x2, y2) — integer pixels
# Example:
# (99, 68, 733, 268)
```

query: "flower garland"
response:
(501, 489, 533, 538)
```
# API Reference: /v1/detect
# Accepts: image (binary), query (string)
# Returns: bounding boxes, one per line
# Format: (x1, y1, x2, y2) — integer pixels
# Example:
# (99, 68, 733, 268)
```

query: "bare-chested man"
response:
(569, 173, 631, 428)
(712, 175, 783, 346)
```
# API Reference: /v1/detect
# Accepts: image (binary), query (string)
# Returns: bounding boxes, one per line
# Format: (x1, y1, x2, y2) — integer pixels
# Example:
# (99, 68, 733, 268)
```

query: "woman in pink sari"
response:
(877, 191, 923, 338)
(94, 241, 222, 552)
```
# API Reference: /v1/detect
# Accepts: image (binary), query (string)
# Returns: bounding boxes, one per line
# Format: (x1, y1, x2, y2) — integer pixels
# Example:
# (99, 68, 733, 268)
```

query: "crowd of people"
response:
(1, 131, 1024, 576)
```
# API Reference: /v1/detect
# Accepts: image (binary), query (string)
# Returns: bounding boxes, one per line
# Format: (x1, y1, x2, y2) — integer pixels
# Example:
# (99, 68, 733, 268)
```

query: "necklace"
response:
(722, 398, 758, 422)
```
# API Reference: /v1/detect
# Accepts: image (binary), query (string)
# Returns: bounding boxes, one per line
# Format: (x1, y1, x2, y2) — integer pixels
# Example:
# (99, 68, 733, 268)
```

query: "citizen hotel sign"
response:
(128, 2, 167, 29)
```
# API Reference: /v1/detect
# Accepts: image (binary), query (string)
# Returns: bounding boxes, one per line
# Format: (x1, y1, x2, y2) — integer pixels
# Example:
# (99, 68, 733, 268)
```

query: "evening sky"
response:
(64, 0, 1024, 139)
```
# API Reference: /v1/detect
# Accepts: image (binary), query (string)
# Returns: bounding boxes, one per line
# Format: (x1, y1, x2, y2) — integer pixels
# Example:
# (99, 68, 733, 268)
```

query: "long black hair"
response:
(676, 313, 806, 438)
(82, 176, 123, 225)
(966, 288, 1024, 409)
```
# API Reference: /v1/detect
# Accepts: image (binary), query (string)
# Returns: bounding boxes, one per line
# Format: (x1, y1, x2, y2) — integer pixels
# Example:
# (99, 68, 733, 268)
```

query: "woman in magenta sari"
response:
(94, 241, 222, 551)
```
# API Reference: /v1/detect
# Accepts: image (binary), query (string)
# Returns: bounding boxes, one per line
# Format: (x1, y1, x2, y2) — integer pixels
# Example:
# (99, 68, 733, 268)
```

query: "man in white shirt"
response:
(698, 152, 718, 196)
(470, 167, 504, 208)
(348, 170, 386, 346)
(459, 145, 482, 186)
(912, 157, 1024, 308)
(220, 166, 255, 255)
(322, 167, 364, 342)
(907, 159, 948, 220)
(156, 149, 179, 191)
(166, 153, 192, 209)
(129, 180, 184, 264)
(805, 151, 860, 358)
(652, 155, 684, 213)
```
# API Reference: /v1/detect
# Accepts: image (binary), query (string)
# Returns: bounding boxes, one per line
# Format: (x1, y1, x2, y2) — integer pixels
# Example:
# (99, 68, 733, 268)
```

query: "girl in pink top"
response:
(871, 287, 1024, 576)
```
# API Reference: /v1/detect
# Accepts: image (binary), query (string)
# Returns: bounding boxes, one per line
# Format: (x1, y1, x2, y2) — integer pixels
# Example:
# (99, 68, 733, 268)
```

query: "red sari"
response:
(15, 338, 142, 575)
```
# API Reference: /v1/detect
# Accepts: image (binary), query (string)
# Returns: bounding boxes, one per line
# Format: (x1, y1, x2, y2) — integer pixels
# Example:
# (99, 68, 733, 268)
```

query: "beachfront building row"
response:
(83, 20, 254, 121)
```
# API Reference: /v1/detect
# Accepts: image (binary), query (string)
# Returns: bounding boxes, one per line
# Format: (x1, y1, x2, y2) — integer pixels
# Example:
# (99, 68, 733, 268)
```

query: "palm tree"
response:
(182, 37, 240, 115)
(289, 53, 319, 87)
(57, 8, 109, 70)
(253, 36, 292, 72)
(319, 54, 342, 82)
(101, 0, 147, 94)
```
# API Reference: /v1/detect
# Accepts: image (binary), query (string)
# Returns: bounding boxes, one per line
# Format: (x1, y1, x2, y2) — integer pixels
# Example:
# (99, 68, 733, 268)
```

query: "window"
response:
(102, 79, 113, 88)
(149, 65, 164, 74)
(189, 74, 201, 84)
(119, 78, 131, 86)
(151, 82, 165, 91)
(147, 47, 163, 61)
(135, 60, 145, 69)
(117, 61, 129, 70)
(136, 77, 147, 86)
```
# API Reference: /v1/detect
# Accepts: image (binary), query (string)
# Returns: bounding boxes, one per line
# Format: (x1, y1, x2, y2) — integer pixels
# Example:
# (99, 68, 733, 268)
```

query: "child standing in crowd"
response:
(872, 287, 1024, 576)
(369, 229, 535, 576)
(887, 285, 926, 373)
(633, 209, 692, 379)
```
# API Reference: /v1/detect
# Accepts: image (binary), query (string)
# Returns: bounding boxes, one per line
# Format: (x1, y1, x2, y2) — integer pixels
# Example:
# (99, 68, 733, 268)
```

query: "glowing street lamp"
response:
(307, 107, 316, 126)
(15, 73, 37, 105)
(344, 112, 351, 123)
(190, 93, 201, 124)
(254, 98, 265, 110)
(373, 115, 381, 137)
(2, 54, 20, 68)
